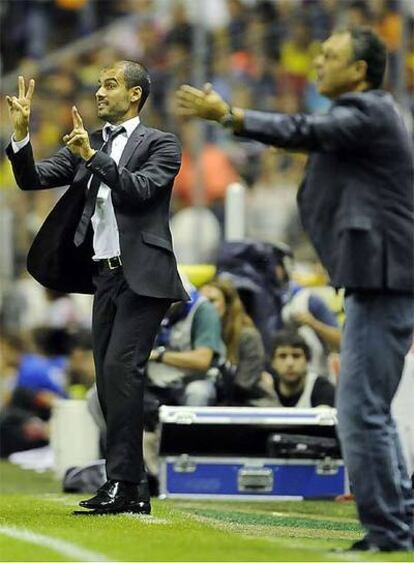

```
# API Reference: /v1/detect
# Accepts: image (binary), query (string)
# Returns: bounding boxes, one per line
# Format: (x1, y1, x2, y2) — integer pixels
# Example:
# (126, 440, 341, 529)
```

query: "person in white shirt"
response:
(6, 62, 187, 515)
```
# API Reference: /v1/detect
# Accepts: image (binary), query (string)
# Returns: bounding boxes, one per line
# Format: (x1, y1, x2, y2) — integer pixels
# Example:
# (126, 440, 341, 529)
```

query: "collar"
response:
(103, 115, 141, 141)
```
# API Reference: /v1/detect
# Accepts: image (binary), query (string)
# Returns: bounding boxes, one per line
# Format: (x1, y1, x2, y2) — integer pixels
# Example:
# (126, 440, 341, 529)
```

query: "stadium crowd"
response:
(0, 0, 411, 474)
(1, 0, 413, 271)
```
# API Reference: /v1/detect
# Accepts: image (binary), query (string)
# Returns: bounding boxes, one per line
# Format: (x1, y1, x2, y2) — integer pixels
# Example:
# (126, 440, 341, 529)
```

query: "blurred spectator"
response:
(173, 121, 240, 206)
(275, 250, 342, 378)
(279, 18, 320, 98)
(216, 239, 292, 357)
(227, 0, 248, 53)
(246, 148, 304, 247)
(0, 329, 67, 457)
(216, 239, 341, 375)
(1, 274, 91, 332)
(250, 0, 281, 61)
(345, 0, 373, 27)
(13, 327, 69, 397)
(200, 277, 273, 405)
(266, 329, 336, 407)
(1, 273, 47, 332)
(43, 289, 83, 329)
(0, 332, 25, 407)
(376, 0, 403, 87)
(164, 1, 194, 49)
(146, 280, 225, 406)
(305, 0, 337, 41)
(0, 385, 51, 457)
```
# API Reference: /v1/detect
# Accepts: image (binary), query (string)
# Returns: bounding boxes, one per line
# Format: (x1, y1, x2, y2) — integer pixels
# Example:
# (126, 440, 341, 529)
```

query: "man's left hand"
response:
(63, 106, 96, 161)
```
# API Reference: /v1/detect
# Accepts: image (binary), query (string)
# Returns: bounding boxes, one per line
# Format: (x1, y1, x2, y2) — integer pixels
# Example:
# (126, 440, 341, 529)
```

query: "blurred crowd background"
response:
(1, 1, 413, 279)
(0, 0, 413, 459)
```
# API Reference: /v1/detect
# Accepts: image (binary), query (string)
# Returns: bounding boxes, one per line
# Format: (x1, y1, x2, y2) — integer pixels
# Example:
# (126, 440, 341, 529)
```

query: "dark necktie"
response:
(73, 125, 126, 247)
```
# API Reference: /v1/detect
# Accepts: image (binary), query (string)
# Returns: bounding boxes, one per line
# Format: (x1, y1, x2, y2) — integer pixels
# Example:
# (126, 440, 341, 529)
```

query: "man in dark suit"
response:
(176, 27, 414, 551)
(6, 61, 188, 515)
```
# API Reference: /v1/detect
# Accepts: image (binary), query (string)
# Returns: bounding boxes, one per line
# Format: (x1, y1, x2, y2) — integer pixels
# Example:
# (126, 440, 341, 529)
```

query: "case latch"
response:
(237, 467, 273, 492)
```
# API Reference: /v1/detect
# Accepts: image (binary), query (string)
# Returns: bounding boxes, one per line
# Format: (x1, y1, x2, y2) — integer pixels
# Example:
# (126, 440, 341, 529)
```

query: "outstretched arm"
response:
(176, 83, 245, 132)
(176, 83, 378, 153)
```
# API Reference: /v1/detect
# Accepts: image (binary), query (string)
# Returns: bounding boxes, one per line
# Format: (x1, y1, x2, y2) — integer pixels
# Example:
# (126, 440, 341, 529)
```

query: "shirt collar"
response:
(103, 115, 140, 141)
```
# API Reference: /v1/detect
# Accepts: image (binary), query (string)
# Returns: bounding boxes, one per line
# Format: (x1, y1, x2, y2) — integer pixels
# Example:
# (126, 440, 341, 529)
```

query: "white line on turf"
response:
(123, 513, 169, 524)
(0, 526, 112, 562)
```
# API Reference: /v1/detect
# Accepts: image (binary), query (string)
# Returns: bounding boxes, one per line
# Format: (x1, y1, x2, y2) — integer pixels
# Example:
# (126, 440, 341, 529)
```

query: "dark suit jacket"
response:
(237, 90, 414, 292)
(6, 123, 188, 301)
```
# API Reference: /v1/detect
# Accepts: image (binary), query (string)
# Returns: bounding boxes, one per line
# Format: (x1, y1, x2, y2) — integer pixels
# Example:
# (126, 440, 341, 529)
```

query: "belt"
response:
(97, 256, 122, 271)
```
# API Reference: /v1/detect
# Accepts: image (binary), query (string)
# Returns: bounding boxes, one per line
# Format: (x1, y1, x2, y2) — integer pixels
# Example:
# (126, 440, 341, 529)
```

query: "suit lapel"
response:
(72, 124, 145, 185)
(119, 123, 146, 169)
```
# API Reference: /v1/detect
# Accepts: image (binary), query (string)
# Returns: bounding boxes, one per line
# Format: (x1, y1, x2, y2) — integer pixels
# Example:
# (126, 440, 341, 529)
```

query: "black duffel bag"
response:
(267, 433, 341, 459)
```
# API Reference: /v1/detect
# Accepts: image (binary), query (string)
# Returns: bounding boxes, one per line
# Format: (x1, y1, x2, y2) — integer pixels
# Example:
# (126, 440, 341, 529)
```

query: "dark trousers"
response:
(92, 267, 171, 483)
(337, 291, 414, 550)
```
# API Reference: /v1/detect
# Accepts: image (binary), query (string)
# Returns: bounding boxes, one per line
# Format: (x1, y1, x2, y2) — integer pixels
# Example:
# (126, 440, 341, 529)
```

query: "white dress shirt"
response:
(11, 115, 140, 261)
(90, 115, 140, 260)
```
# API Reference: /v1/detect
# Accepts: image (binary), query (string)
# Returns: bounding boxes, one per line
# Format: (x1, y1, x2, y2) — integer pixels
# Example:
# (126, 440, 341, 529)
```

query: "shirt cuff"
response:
(11, 133, 30, 153)
(85, 150, 98, 167)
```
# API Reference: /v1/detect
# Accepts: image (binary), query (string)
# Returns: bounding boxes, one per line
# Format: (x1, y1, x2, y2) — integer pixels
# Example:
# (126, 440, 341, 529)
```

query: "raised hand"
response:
(176, 83, 229, 121)
(63, 106, 95, 161)
(6, 76, 35, 141)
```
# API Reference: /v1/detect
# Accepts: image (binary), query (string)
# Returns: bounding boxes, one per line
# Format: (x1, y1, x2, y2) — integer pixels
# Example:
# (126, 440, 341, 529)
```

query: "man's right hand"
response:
(6, 76, 35, 141)
(176, 83, 229, 121)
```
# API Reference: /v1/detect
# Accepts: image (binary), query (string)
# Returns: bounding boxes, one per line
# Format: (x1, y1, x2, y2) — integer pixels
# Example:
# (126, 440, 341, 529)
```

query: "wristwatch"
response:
(154, 346, 166, 363)
(219, 107, 235, 128)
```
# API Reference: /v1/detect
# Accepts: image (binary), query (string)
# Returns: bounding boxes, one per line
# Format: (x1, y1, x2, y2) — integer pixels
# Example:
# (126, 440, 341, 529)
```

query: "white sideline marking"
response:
(123, 514, 169, 524)
(0, 526, 111, 562)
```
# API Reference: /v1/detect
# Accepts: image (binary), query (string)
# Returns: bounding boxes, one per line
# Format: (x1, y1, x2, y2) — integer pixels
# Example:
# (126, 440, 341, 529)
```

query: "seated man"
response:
(0, 331, 60, 457)
(146, 283, 225, 406)
(275, 250, 341, 379)
(265, 330, 335, 408)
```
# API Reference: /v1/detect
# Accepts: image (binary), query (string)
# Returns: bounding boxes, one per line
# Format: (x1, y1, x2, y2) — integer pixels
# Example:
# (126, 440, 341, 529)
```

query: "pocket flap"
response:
(141, 231, 173, 252)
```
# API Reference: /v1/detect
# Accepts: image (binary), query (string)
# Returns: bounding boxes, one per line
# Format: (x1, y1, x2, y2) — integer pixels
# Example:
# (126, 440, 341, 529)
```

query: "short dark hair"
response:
(272, 330, 311, 361)
(348, 26, 387, 89)
(119, 60, 151, 111)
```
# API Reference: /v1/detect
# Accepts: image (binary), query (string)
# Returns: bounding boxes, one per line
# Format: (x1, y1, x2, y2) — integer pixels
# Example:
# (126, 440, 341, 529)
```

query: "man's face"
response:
(95, 65, 141, 123)
(314, 32, 366, 99)
(272, 345, 308, 386)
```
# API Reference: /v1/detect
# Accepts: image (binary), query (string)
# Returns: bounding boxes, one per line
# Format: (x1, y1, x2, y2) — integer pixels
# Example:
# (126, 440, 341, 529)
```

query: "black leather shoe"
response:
(334, 537, 410, 553)
(79, 480, 151, 514)
(348, 538, 379, 552)
(332, 537, 377, 553)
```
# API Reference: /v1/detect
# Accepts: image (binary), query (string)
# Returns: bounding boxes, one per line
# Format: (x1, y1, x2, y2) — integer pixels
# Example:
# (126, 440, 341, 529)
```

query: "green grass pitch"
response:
(0, 461, 412, 562)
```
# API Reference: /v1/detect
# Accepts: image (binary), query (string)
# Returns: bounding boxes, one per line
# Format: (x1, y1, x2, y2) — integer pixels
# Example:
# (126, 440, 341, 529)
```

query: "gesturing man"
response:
(6, 61, 188, 515)
(176, 27, 414, 552)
